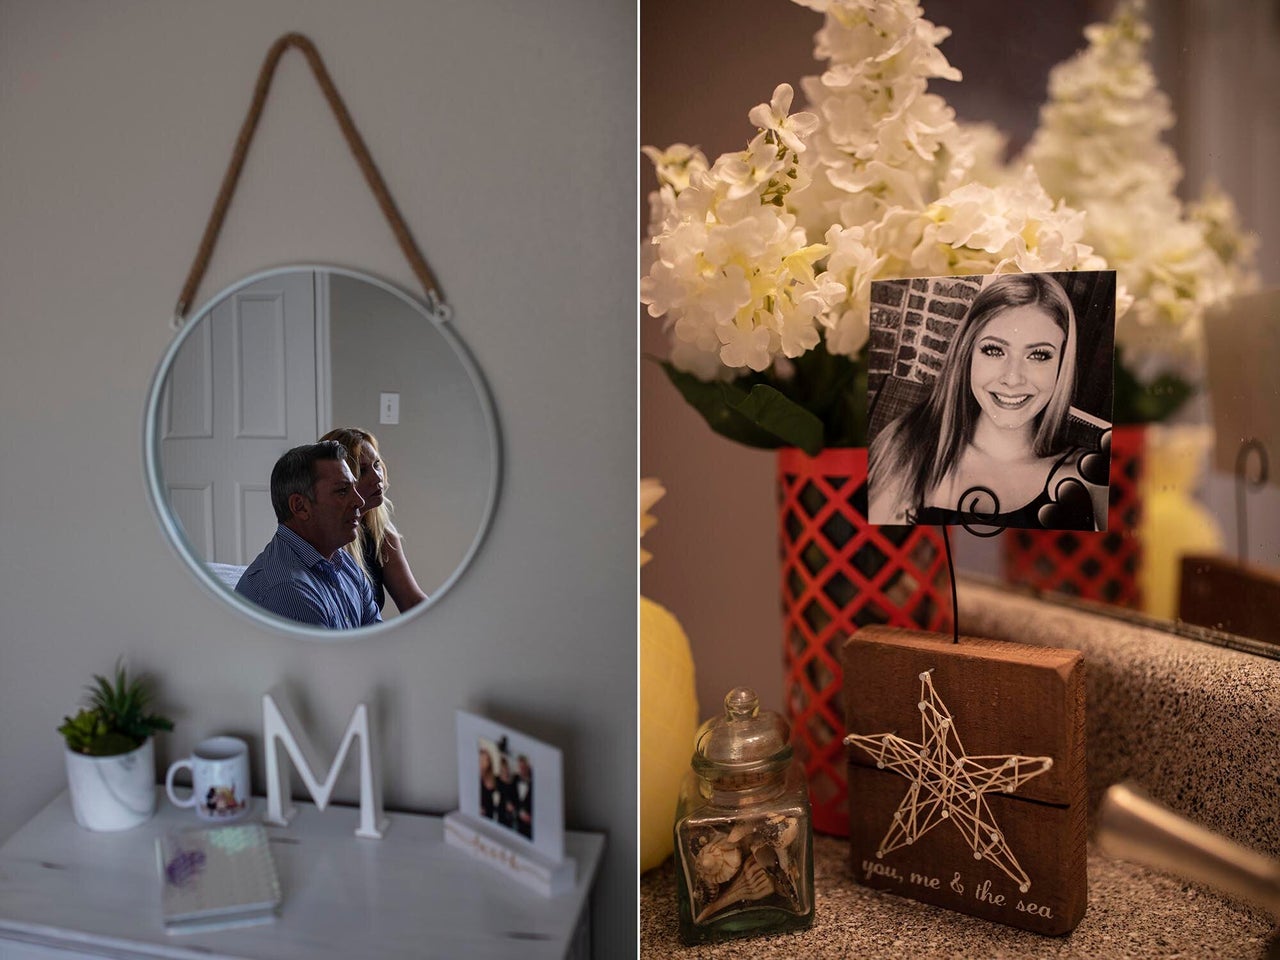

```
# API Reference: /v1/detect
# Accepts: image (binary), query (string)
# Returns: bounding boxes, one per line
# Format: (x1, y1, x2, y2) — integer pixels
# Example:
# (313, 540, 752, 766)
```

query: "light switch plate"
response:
(380, 392, 400, 425)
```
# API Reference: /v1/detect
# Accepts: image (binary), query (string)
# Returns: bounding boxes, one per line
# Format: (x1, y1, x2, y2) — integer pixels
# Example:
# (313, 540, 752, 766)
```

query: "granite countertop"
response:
(640, 836, 1273, 958)
(957, 579, 1280, 862)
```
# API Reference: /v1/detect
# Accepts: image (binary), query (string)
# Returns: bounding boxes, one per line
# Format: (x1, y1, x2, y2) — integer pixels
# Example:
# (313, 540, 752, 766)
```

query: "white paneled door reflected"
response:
(161, 272, 325, 564)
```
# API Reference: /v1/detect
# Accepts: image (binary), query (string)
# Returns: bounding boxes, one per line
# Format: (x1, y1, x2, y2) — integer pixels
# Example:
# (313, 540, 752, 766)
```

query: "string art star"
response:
(844, 670, 1054, 893)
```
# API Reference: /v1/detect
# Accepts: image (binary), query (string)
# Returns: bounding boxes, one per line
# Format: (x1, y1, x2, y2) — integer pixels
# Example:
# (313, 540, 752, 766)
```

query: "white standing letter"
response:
(262, 684, 388, 839)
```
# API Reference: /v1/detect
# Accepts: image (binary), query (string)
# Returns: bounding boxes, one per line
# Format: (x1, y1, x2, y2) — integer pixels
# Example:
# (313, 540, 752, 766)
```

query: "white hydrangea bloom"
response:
(914, 167, 1102, 274)
(947, 121, 1013, 190)
(1027, 10, 1180, 207)
(747, 83, 819, 157)
(642, 143, 710, 196)
(641, 85, 845, 376)
(821, 223, 887, 357)
(791, 0, 965, 235)
(1189, 181, 1260, 295)
(1022, 0, 1255, 372)
(642, 145, 710, 274)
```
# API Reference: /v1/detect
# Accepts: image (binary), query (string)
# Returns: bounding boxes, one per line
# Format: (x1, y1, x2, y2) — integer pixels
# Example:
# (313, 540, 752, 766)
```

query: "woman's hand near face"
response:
(380, 528, 428, 612)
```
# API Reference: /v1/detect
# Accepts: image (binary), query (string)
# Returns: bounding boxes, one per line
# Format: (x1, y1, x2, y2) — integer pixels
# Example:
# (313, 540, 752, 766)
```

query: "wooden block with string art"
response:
(841, 626, 1087, 935)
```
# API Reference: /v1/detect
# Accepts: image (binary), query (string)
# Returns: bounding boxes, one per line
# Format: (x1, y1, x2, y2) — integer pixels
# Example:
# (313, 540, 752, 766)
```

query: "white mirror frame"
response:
(143, 264, 502, 641)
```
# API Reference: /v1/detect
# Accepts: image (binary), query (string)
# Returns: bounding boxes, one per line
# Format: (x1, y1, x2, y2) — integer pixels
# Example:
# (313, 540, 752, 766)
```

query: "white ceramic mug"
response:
(165, 736, 251, 821)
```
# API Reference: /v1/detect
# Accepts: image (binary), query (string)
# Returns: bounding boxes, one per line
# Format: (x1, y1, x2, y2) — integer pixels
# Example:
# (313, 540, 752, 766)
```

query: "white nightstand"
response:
(0, 790, 604, 960)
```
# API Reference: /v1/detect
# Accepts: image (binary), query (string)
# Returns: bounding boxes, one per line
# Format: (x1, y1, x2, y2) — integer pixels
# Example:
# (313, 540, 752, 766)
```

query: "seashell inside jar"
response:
(674, 687, 814, 945)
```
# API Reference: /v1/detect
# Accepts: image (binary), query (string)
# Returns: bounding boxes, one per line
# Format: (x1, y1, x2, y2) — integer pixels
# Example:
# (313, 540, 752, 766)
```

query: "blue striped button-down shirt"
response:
(235, 525, 381, 629)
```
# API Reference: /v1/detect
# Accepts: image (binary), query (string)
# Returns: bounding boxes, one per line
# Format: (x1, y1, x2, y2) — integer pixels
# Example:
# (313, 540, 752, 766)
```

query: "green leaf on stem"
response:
(1112, 350, 1195, 425)
(730, 383, 825, 455)
(660, 362, 825, 454)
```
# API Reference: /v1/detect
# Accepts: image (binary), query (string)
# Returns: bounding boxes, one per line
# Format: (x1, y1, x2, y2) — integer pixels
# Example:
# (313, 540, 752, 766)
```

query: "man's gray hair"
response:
(270, 441, 349, 523)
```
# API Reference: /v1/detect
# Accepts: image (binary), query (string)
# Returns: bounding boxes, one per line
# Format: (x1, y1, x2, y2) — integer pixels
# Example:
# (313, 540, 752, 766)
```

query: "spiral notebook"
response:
(156, 823, 282, 934)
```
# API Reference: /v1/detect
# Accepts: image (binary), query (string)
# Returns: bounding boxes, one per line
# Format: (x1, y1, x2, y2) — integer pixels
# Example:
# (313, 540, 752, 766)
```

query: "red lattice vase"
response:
(1003, 425, 1144, 608)
(778, 447, 952, 837)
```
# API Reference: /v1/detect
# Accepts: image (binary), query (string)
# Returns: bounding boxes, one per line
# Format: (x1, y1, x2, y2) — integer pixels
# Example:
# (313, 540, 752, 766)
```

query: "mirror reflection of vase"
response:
(144, 266, 501, 638)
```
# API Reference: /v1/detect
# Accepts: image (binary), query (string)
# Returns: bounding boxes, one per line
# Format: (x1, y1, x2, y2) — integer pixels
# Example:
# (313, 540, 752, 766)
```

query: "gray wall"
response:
(0, 0, 636, 953)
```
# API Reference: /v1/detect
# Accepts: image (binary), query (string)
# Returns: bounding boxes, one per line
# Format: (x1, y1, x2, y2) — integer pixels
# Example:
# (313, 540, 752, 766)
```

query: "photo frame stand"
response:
(449, 710, 572, 897)
(443, 811, 577, 897)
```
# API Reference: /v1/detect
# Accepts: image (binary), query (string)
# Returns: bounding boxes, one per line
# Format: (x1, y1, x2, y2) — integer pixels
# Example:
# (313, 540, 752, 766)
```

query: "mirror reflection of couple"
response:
(235, 428, 427, 628)
(869, 273, 1110, 531)
(479, 746, 533, 840)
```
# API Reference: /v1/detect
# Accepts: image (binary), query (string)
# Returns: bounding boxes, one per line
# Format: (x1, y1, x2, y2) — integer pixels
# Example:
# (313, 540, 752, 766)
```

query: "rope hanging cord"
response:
(175, 32, 441, 320)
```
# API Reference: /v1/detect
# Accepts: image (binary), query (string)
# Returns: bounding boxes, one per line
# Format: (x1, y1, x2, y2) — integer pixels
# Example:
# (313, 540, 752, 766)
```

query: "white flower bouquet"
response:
(1020, 0, 1256, 423)
(642, 0, 1255, 450)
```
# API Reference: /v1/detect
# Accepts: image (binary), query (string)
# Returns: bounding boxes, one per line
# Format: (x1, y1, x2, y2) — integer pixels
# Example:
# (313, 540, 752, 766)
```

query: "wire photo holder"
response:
(843, 516, 1090, 933)
(1234, 438, 1269, 566)
(1179, 437, 1280, 645)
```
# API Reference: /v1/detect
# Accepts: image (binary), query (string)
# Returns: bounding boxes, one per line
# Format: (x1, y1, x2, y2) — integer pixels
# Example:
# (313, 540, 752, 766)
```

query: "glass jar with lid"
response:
(674, 686, 814, 944)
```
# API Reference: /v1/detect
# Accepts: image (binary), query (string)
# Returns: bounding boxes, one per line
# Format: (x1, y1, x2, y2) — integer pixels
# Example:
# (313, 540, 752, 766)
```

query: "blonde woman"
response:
(320, 427, 428, 613)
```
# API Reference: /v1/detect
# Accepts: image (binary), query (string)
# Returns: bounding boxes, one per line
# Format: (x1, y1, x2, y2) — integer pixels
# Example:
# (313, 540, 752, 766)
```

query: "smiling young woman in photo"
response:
(868, 273, 1109, 530)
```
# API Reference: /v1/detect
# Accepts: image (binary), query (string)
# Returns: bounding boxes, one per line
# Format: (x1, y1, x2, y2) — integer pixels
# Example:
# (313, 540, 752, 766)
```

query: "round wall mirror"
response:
(143, 266, 501, 640)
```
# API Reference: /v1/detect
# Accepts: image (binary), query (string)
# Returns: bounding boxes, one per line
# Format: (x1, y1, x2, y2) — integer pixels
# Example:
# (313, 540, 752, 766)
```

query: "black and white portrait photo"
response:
(866, 272, 1116, 531)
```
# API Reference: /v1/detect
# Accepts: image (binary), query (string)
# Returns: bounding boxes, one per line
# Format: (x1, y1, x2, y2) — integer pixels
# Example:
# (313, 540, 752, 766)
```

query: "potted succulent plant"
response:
(58, 660, 173, 831)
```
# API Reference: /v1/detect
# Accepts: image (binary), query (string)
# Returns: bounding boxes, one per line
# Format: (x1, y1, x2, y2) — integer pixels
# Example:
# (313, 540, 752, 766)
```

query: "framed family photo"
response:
(866, 271, 1116, 532)
(452, 710, 566, 866)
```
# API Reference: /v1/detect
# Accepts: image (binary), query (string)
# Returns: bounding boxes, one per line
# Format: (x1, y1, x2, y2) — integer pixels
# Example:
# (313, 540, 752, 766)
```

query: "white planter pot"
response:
(64, 738, 156, 831)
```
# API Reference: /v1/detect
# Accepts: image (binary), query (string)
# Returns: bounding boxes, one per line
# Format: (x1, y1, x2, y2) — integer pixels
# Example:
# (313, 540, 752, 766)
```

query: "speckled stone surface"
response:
(959, 580, 1280, 860)
(641, 838, 1273, 958)
(641, 585, 1280, 957)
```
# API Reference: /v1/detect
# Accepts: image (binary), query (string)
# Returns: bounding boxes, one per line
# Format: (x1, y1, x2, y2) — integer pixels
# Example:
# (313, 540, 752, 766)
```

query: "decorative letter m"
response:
(262, 684, 388, 839)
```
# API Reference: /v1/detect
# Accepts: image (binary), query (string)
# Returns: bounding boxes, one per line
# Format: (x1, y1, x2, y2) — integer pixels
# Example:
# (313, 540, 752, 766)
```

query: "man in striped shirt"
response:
(235, 442, 382, 629)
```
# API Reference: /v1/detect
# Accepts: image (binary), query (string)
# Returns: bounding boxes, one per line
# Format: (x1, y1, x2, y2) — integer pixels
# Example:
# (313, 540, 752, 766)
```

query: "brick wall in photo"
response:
(868, 276, 983, 397)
